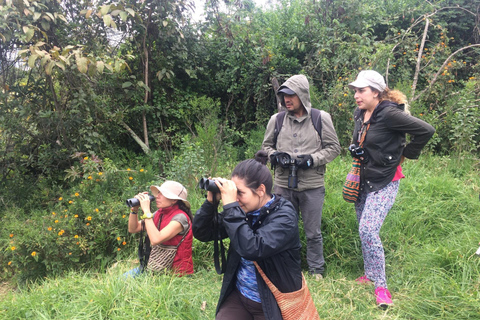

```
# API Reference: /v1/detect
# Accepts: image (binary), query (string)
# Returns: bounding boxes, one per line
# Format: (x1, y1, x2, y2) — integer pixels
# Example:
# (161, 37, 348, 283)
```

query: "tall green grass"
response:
(1, 155, 479, 319)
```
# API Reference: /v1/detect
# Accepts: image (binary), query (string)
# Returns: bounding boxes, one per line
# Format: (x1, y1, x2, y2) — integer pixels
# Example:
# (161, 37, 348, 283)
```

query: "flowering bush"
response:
(1, 154, 159, 281)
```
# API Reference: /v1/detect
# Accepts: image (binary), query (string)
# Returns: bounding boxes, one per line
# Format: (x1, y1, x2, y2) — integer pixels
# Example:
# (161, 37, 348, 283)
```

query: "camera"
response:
(126, 195, 155, 207)
(198, 177, 220, 193)
(348, 144, 368, 162)
(272, 152, 299, 189)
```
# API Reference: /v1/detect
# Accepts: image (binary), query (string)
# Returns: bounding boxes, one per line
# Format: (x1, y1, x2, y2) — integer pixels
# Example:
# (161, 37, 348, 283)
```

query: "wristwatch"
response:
(140, 212, 153, 220)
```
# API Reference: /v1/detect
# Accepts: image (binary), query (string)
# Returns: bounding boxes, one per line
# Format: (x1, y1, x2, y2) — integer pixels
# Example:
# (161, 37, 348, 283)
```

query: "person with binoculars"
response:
(260, 74, 341, 280)
(347, 70, 434, 307)
(193, 157, 316, 319)
(125, 180, 193, 277)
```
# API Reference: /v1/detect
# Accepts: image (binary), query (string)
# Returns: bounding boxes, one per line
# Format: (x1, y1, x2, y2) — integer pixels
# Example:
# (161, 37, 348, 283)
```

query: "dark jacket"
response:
(192, 196, 302, 320)
(352, 100, 435, 192)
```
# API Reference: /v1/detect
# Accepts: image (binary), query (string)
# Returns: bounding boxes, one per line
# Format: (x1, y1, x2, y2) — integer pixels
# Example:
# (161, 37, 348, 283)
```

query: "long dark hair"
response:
(177, 201, 193, 222)
(231, 158, 273, 196)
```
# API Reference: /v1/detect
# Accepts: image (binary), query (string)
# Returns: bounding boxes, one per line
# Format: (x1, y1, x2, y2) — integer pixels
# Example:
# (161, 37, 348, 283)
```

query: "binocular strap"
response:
(213, 197, 227, 274)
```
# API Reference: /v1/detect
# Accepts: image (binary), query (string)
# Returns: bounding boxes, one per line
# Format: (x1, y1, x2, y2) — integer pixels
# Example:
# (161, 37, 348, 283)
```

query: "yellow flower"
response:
(84, 156, 89, 160)
(69, 252, 72, 255)
(55, 220, 59, 223)
(338, 103, 342, 106)
(31, 251, 36, 257)
(117, 248, 121, 251)
(127, 168, 131, 171)
(74, 214, 78, 218)
(48, 227, 52, 231)
(69, 200, 73, 204)
(86, 223, 90, 226)
(122, 241, 127, 245)
(58, 230, 65, 236)
(76, 242, 80, 245)
(59, 197, 63, 201)
(64, 215, 68, 218)
(11, 246, 16, 251)
(343, 93, 347, 97)
(140, 169, 144, 172)
(75, 193, 79, 197)
(98, 172, 103, 176)
(74, 235, 79, 238)
(52, 212, 56, 215)
(64, 209, 68, 212)
(117, 237, 121, 241)
(129, 177, 133, 180)
(88, 176, 92, 180)
(9, 233, 13, 238)
(87, 216, 92, 221)
(122, 215, 126, 218)
(8, 261, 12, 266)
(95, 208, 99, 212)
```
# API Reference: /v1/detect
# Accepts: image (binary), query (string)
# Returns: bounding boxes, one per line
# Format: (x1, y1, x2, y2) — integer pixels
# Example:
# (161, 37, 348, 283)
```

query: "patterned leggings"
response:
(355, 180, 399, 289)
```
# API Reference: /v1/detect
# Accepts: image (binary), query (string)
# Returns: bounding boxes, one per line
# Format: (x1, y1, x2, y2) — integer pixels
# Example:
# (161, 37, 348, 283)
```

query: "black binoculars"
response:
(198, 177, 220, 193)
(125, 195, 155, 207)
(348, 144, 368, 162)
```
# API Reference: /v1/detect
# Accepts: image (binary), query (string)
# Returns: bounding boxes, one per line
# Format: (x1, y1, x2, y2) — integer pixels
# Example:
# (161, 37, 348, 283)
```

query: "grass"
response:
(1, 155, 480, 319)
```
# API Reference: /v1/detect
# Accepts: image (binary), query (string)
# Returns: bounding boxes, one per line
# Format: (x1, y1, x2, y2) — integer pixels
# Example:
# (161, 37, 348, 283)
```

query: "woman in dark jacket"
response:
(347, 70, 435, 308)
(193, 158, 305, 320)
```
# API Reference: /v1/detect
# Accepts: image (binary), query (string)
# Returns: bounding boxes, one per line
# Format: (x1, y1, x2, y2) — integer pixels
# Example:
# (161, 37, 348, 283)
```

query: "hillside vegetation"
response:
(1, 155, 479, 319)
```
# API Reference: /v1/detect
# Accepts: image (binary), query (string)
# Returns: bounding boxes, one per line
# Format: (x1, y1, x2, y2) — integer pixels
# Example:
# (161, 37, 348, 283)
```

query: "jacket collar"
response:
(354, 100, 404, 123)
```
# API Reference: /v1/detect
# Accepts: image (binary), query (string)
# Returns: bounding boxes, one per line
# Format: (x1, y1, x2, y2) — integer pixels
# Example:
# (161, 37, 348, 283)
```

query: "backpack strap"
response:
(273, 111, 286, 147)
(310, 108, 323, 147)
(273, 109, 323, 148)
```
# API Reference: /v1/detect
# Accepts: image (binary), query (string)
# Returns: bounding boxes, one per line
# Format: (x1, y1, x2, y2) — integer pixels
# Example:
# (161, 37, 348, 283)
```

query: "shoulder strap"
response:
(310, 108, 323, 142)
(273, 109, 323, 148)
(273, 111, 286, 147)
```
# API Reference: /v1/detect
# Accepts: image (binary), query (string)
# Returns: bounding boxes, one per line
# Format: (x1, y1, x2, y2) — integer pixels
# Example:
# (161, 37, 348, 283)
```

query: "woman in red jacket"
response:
(127, 180, 193, 276)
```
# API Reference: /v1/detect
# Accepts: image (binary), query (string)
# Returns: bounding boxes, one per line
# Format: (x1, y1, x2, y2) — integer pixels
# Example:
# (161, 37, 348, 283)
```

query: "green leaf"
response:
(25, 28, 34, 42)
(125, 8, 135, 16)
(122, 81, 132, 88)
(100, 5, 111, 16)
(45, 60, 55, 75)
(28, 54, 38, 68)
(120, 11, 128, 21)
(56, 61, 65, 71)
(96, 61, 104, 74)
(103, 14, 112, 27)
(77, 57, 88, 73)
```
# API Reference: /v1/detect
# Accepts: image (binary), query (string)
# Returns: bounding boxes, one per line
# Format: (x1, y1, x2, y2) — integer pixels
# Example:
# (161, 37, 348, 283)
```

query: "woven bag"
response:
(146, 215, 189, 273)
(146, 243, 178, 272)
(253, 262, 320, 320)
(342, 123, 370, 203)
(342, 158, 361, 203)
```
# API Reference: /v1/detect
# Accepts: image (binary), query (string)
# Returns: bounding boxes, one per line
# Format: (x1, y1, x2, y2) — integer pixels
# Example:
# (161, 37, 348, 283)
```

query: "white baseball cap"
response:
(150, 181, 190, 208)
(348, 70, 386, 92)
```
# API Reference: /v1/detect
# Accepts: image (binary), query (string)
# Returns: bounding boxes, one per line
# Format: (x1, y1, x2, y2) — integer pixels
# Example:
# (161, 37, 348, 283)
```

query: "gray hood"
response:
(278, 74, 312, 114)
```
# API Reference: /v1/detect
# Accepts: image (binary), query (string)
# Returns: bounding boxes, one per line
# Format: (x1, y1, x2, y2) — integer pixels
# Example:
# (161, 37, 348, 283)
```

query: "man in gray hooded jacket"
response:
(261, 74, 341, 277)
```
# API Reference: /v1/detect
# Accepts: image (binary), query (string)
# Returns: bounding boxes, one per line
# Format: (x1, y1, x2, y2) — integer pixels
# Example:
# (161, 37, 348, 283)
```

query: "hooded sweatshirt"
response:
(262, 75, 341, 190)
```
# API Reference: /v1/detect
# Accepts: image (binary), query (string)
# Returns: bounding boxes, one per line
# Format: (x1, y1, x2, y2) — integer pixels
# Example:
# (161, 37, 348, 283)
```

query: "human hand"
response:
(297, 154, 313, 169)
(269, 151, 280, 166)
(214, 178, 237, 206)
(134, 192, 152, 214)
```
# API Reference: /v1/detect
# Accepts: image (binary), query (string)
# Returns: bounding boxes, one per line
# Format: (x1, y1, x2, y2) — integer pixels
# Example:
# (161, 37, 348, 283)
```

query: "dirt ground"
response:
(0, 281, 15, 298)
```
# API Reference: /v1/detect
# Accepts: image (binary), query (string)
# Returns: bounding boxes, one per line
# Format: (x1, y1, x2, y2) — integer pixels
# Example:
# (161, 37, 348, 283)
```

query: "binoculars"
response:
(125, 195, 155, 207)
(198, 177, 220, 193)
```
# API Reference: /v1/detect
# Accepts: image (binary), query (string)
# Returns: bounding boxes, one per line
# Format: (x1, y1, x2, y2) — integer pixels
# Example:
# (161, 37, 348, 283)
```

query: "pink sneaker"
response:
(375, 287, 393, 308)
(355, 275, 373, 284)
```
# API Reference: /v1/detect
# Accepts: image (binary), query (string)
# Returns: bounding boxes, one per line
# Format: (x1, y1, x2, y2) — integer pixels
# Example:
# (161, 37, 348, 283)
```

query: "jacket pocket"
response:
(382, 155, 397, 166)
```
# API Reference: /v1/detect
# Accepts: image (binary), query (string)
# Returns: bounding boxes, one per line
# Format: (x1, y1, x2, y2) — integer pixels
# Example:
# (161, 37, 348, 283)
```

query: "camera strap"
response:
(212, 196, 227, 274)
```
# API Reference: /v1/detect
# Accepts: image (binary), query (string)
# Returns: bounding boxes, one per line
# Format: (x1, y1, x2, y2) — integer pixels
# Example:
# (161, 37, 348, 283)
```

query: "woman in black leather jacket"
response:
(347, 70, 435, 308)
(193, 158, 308, 320)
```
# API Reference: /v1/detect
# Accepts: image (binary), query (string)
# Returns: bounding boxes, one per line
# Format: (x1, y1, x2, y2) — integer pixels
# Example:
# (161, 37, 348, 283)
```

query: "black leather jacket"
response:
(192, 196, 302, 320)
(352, 100, 435, 192)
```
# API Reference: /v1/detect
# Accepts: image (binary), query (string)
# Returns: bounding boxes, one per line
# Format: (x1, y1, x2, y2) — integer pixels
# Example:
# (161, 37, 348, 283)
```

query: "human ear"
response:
(256, 184, 266, 197)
